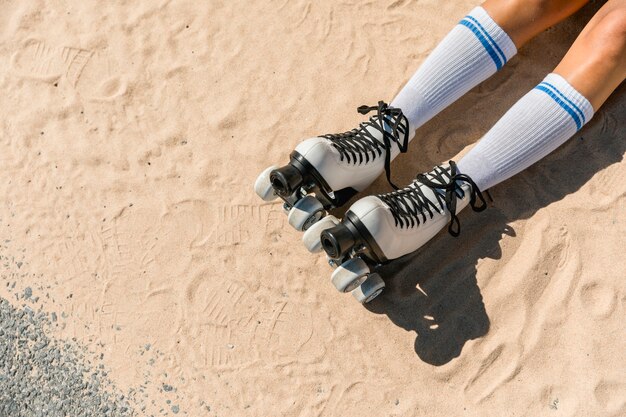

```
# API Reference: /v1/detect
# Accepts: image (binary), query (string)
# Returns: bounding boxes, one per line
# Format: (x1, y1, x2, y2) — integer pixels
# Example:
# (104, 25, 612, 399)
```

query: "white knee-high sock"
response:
(391, 6, 517, 135)
(457, 73, 595, 190)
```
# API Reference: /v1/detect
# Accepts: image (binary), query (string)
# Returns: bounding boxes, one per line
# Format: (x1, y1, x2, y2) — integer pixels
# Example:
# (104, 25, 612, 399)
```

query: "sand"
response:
(0, 0, 624, 416)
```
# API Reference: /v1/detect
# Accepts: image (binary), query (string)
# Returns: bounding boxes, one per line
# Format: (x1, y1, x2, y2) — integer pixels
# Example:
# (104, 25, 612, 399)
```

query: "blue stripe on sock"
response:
(459, 19, 503, 70)
(539, 82, 586, 124)
(535, 85, 582, 130)
(463, 15, 508, 65)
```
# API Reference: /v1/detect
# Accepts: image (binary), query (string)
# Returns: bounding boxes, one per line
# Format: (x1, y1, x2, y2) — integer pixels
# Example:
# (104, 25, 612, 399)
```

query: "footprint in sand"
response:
(464, 343, 522, 403)
(594, 380, 626, 415)
(206, 203, 285, 246)
(98, 206, 190, 344)
(182, 267, 317, 370)
(579, 281, 617, 319)
(331, 382, 392, 416)
(74, 50, 127, 101)
(10, 38, 88, 82)
(51, 224, 108, 283)
(11, 38, 126, 101)
(183, 270, 264, 369)
(265, 301, 316, 359)
(102, 203, 207, 281)
(101, 207, 159, 280)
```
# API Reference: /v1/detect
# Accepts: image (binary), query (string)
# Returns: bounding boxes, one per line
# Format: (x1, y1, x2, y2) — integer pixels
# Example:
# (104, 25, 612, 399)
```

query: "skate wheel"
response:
(288, 195, 325, 231)
(302, 215, 340, 253)
(254, 166, 279, 201)
(352, 273, 385, 304)
(331, 257, 370, 293)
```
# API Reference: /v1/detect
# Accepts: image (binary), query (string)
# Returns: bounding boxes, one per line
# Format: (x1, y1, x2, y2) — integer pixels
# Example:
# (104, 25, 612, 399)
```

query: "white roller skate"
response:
(318, 161, 488, 303)
(254, 101, 411, 233)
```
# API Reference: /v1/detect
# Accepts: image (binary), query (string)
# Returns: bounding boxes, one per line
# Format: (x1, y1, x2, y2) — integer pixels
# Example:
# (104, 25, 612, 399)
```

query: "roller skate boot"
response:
(254, 101, 411, 239)
(319, 161, 488, 303)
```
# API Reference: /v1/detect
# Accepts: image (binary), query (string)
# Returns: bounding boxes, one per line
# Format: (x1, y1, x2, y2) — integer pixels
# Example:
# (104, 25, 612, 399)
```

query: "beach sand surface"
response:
(0, 0, 624, 416)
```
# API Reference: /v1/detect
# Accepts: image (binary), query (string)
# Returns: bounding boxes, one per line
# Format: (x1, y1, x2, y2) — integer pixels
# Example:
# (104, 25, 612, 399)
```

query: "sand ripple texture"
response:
(0, 0, 624, 416)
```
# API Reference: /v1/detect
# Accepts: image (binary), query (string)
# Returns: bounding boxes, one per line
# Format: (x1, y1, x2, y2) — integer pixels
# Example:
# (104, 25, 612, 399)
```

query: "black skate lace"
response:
(322, 101, 409, 189)
(377, 161, 487, 236)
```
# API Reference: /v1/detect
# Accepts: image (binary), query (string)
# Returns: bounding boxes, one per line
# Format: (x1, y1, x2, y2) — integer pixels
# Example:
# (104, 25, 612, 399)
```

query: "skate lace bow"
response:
(323, 101, 409, 189)
(378, 161, 488, 236)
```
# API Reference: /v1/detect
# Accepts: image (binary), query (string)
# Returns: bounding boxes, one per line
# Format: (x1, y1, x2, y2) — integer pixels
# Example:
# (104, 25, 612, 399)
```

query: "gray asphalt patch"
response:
(0, 297, 134, 417)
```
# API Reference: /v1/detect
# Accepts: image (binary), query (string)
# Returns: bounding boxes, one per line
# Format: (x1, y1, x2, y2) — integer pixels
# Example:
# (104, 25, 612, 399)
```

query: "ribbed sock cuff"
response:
(460, 7, 517, 68)
(540, 73, 595, 125)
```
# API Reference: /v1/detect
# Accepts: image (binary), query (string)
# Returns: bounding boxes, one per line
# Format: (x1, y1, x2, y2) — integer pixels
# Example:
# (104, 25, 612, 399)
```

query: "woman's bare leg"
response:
(483, 0, 591, 47)
(486, 0, 626, 108)
(555, 0, 626, 109)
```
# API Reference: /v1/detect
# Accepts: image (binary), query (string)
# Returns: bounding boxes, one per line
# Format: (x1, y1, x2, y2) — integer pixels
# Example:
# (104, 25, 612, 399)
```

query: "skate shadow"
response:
(366, 207, 513, 366)
(338, 0, 625, 365)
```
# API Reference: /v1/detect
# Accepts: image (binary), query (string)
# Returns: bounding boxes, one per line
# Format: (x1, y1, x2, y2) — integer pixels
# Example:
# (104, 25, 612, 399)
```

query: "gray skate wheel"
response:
(302, 215, 340, 253)
(352, 273, 385, 304)
(287, 195, 325, 231)
(254, 166, 279, 201)
(331, 257, 370, 293)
